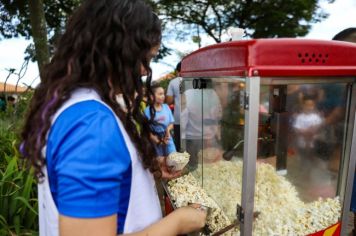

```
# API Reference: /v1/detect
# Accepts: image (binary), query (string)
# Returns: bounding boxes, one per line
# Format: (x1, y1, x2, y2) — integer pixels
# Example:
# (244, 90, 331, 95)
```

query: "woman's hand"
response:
(172, 206, 207, 234)
(157, 156, 181, 179)
(134, 204, 207, 236)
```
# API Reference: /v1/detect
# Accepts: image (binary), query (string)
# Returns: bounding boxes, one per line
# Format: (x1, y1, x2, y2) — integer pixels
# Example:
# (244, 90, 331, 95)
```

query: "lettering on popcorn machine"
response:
(163, 39, 356, 236)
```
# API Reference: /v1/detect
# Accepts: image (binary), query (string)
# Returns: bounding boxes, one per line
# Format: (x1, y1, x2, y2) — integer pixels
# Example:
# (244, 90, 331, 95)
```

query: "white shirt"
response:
(38, 88, 161, 236)
(181, 88, 222, 139)
(167, 77, 181, 124)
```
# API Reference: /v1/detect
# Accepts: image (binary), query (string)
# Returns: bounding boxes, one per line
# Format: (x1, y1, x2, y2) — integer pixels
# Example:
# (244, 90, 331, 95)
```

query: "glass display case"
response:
(166, 39, 356, 236)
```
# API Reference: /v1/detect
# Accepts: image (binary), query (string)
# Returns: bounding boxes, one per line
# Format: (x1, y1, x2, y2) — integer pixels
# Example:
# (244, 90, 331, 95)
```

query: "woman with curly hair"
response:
(20, 0, 206, 235)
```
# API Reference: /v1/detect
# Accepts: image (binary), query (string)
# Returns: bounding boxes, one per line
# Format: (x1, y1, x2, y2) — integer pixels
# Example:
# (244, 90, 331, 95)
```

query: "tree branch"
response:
(28, 0, 49, 76)
(210, 3, 222, 41)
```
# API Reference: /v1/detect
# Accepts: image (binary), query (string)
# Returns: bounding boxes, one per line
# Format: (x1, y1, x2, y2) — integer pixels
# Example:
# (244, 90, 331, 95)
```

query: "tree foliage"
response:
(0, 0, 334, 66)
(0, 0, 171, 64)
(0, 0, 81, 67)
(0, 0, 80, 40)
(28, 0, 49, 73)
(155, 0, 334, 43)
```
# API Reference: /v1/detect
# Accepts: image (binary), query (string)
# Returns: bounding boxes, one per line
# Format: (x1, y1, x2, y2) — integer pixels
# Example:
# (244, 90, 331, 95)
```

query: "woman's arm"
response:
(60, 206, 206, 236)
(60, 214, 117, 236)
(132, 206, 206, 236)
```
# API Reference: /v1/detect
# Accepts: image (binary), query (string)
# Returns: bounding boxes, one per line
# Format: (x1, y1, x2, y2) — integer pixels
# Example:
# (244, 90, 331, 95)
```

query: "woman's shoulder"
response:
(47, 100, 128, 163)
(50, 100, 119, 140)
(57, 100, 115, 122)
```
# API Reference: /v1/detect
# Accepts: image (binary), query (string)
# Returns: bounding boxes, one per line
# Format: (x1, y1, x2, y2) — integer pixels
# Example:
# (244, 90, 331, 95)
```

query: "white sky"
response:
(0, 0, 355, 88)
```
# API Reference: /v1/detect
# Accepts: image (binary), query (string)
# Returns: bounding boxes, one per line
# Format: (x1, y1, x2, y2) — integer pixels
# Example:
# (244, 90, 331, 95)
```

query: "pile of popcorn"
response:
(167, 173, 232, 234)
(167, 160, 341, 235)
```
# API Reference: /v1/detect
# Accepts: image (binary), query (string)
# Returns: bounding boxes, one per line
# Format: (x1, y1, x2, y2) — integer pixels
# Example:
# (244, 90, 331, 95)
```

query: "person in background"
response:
(20, 0, 206, 235)
(332, 27, 356, 236)
(166, 62, 182, 151)
(145, 83, 176, 157)
(140, 86, 148, 112)
(181, 80, 222, 169)
(6, 95, 16, 108)
(292, 92, 324, 155)
(0, 95, 6, 111)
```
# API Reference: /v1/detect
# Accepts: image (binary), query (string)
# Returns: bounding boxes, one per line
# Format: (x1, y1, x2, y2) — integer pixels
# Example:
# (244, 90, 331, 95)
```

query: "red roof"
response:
(0, 82, 27, 93)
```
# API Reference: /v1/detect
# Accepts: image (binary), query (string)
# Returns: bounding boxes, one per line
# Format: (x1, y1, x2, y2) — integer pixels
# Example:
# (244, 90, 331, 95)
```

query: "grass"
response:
(0, 92, 38, 236)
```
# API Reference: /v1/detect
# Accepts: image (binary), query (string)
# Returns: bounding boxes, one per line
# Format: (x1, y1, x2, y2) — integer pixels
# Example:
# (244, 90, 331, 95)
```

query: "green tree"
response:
(0, 0, 170, 71)
(156, 0, 334, 43)
(28, 0, 49, 73)
(0, 0, 81, 75)
(0, 0, 335, 73)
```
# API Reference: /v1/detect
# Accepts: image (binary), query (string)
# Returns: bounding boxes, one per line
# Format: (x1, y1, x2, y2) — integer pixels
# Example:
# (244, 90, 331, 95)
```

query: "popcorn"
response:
(194, 160, 341, 235)
(167, 173, 231, 234)
(166, 160, 341, 235)
(167, 151, 190, 171)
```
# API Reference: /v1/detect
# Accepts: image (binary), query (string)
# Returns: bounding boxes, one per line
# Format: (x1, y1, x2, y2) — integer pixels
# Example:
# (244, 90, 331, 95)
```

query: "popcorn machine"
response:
(165, 39, 356, 235)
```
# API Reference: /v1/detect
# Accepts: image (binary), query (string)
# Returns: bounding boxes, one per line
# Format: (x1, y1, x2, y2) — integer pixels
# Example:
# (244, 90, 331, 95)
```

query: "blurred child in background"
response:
(145, 83, 176, 156)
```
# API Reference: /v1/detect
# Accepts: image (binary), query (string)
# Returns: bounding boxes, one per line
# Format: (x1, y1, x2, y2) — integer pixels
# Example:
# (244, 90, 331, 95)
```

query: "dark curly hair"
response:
(21, 0, 162, 179)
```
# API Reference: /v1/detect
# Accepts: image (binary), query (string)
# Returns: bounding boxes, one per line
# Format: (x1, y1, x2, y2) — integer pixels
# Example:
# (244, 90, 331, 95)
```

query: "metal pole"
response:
(340, 84, 356, 236)
(240, 76, 260, 235)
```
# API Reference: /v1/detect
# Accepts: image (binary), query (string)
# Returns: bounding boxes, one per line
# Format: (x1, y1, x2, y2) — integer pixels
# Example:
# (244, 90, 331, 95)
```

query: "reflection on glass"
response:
(220, 82, 245, 160)
(181, 79, 347, 235)
(254, 83, 347, 235)
(198, 80, 246, 230)
(181, 78, 246, 229)
(180, 80, 202, 175)
(256, 84, 347, 200)
(181, 80, 223, 171)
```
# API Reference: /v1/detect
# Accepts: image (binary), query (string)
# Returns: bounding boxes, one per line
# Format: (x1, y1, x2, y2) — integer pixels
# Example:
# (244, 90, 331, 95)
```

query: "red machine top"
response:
(180, 39, 356, 77)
